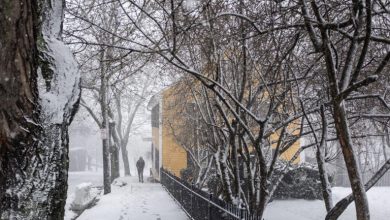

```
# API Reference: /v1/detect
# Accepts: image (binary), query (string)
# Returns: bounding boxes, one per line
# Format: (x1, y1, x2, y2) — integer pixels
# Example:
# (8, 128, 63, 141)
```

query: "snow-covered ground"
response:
(74, 176, 189, 220)
(65, 172, 389, 220)
(264, 187, 390, 220)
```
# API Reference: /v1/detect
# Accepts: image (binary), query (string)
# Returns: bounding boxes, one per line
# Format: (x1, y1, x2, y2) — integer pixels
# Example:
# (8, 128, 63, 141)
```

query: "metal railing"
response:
(160, 168, 262, 220)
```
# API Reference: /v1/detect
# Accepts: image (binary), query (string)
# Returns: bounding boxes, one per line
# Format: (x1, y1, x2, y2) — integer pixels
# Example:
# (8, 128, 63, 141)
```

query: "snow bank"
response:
(70, 183, 100, 212)
(65, 172, 103, 220)
(112, 179, 127, 187)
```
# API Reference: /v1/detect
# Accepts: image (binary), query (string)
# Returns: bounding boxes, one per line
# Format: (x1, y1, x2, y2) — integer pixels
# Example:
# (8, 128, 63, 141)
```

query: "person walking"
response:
(136, 156, 145, 183)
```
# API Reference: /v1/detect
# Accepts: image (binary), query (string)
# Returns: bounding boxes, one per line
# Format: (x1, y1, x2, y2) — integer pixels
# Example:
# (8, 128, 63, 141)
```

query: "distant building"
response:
(69, 148, 88, 171)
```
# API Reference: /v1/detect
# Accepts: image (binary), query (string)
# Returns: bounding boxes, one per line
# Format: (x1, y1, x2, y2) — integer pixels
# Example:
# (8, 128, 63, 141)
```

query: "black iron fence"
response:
(160, 168, 262, 220)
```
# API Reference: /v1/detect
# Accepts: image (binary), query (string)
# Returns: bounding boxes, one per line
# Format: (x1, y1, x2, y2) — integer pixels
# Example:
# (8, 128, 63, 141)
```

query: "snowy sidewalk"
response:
(77, 177, 189, 220)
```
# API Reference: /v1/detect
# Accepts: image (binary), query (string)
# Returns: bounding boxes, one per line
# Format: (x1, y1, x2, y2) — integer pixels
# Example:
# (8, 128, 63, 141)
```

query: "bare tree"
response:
(64, 0, 390, 219)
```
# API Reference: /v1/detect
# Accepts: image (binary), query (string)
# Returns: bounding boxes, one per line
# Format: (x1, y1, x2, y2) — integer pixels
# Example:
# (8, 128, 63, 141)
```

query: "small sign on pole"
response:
(142, 137, 152, 142)
(100, 128, 108, 140)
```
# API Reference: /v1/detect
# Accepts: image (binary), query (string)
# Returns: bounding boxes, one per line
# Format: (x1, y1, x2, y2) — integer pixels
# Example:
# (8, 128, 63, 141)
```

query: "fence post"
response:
(179, 180, 182, 204)
(208, 193, 212, 220)
(191, 183, 194, 217)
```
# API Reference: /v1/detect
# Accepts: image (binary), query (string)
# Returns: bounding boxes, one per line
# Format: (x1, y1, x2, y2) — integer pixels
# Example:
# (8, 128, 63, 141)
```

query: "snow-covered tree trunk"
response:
(0, 0, 41, 217)
(99, 53, 111, 194)
(0, 0, 80, 219)
(316, 106, 333, 212)
(120, 143, 132, 176)
(109, 122, 120, 182)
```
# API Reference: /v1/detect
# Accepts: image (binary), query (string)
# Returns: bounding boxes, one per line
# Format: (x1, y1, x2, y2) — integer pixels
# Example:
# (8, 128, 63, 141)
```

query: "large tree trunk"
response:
(110, 146, 120, 181)
(109, 122, 120, 182)
(100, 57, 111, 194)
(0, 0, 41, 217)
(121, 144, 132, 176)
(0, 0, 80, 219)
(332, 103, 369, 220)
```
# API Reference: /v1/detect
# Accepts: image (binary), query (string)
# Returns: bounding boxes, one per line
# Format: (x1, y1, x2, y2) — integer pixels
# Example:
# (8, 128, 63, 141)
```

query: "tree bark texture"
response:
(110, 146, 120, 182)
(0, 0, 80, 219)
(332, 102, 369, 220)
(110, 122, 120, 182)
(121, 144, 131, 176)
(317, 106, 333, 212)
(100, 58, 111, 194)
(0, 0, 41, 217)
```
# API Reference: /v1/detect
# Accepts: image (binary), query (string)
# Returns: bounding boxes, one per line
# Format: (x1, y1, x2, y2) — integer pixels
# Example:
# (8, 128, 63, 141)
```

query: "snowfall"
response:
(65, 171, 390, 220)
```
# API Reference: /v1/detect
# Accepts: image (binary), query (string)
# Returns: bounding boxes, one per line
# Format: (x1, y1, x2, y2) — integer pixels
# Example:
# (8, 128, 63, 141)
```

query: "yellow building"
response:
(148, 81, 302, 180)
(148, 84, 189, 180)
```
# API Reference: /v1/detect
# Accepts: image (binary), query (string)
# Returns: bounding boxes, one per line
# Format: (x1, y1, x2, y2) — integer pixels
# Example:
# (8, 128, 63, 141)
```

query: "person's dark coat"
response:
(136, 157, 145, 171)
(136, 157, 145, 182)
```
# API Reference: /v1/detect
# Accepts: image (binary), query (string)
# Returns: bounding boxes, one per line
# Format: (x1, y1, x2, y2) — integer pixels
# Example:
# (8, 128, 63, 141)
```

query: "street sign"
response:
(100, 128, 108, 140)
(142, 137, 152, 142)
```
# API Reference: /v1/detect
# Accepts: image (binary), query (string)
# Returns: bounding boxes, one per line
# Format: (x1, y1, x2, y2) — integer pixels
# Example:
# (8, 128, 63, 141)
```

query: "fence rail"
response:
(160, 168, 261, 220)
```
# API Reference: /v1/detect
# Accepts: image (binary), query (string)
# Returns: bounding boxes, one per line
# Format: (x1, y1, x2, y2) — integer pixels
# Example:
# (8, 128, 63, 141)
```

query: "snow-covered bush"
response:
(112, 179, 127, 187)
(70, 183, 99, 212)
(271, 164, 326, 200)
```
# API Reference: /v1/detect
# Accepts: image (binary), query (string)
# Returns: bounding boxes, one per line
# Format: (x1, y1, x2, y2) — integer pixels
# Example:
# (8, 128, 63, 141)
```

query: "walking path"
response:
(77, 176, 189, 220)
